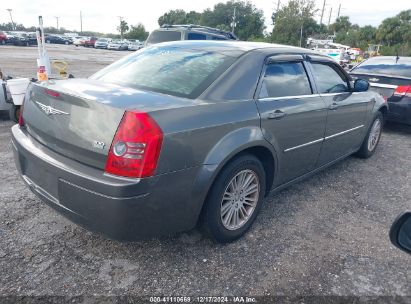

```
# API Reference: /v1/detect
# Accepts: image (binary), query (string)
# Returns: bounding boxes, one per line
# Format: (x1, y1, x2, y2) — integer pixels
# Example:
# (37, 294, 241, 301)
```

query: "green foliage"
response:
(270, 0, 321, 46)
(157, 1, 265, 40)
(124, 23, 149, 40)
(117, 20, 129, 39)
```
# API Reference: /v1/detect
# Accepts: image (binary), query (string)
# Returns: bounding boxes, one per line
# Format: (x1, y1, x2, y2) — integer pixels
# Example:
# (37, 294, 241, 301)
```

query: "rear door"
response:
(308, 57, 369, 166)
(257, 54, 328, 184)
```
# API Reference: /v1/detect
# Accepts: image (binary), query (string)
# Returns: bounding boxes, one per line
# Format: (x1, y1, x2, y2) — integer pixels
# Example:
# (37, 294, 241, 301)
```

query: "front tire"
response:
(356, 112, 383, 158)
(201, 154, 266, 243)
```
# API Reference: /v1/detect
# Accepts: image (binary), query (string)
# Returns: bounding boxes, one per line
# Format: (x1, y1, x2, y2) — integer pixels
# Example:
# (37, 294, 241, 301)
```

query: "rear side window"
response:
(311, 62, 349, 93)
(259, 62, 312, 98)
(90, 46, 236, 99)
(188, 33, 207, 40)
(146, 30, 182, 44)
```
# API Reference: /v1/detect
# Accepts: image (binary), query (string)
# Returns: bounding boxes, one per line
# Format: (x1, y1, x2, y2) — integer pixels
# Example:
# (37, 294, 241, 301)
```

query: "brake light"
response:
(393, 86, 411, 98)
(105, 111, 163, 178)
(18, 97, 25, 127)
(44, 88, 60, 98)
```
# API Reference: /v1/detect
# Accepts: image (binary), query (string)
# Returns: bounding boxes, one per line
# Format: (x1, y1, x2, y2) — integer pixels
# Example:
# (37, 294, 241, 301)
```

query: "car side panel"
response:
(150, 100, 264, 173)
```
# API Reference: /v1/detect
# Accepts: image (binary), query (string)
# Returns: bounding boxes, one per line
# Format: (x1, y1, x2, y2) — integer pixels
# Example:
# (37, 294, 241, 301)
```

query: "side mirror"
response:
(390, 212, 411, 255)
(353, 79, 369, 92)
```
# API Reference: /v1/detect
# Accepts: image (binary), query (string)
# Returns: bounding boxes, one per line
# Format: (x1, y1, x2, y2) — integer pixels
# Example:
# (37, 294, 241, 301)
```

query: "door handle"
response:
(329, 103, 339, 110)
(267, 110, 286, 119)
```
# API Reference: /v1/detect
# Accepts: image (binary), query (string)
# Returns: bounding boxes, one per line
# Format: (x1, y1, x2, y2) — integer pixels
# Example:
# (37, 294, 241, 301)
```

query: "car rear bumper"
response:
(388, 98, 411, 125)
(11, 125, 202, 240)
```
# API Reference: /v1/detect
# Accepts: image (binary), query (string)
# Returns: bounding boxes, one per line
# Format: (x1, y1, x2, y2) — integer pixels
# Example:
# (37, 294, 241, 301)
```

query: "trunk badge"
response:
(369, 78, 379, 82)
(35, 101, 69, 116)
(93, 141, 105, 149)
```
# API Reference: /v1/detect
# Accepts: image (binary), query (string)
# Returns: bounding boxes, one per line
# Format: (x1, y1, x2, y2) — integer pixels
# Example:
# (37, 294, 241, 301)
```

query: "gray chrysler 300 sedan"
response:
(12, 41, 387, 243)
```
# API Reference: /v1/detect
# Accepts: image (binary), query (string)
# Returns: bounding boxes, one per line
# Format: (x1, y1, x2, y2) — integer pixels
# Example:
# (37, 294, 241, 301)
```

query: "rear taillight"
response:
(105, 111, 163, 178)
(393, 86, 411, 98)
(18, 99, 25, 127)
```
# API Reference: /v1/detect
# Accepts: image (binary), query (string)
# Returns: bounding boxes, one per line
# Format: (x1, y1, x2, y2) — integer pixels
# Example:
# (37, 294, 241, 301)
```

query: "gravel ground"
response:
(0, 45, 410, 301)
(0, 44, 127, 78)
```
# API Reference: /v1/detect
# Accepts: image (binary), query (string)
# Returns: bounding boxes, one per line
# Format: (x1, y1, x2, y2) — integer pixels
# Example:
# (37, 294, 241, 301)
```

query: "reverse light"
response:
(393, 86, 411, 98)
(105, 111, 163, 178)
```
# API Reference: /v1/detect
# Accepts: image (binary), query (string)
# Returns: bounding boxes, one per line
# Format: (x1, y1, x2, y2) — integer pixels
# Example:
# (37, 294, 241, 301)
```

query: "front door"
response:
(308, 60, 369, 166)
(257, 55, 328, 184)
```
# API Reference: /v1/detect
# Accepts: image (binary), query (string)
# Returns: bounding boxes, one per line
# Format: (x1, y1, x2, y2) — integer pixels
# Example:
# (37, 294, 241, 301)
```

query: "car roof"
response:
(150, 40, 322, 57)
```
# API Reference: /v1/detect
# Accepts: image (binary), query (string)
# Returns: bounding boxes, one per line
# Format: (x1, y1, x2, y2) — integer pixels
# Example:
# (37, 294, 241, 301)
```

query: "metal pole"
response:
(6, 9, 15, 30)
(118, 16, 124, 40)
(320, 0, 326, 25)
(299, 10, 303, 47)
(327, 7, 333, 27)
(337, 4, 341, 18)
(55, 16, 59, 31)
(231, 7, 236, 33)
(80, 11, 83, 34)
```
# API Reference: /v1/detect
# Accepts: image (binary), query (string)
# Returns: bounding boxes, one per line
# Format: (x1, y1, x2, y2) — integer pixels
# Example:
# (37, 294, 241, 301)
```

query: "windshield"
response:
(352, 58, 411, 78)
(90, 46, 236, 98)
(97, 38, 108, 42)
(146, 30, 182, 45)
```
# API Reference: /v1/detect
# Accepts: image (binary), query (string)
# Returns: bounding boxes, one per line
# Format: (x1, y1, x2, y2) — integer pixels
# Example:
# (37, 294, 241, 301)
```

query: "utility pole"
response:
(55, 16, 59, 31)
(118, 16, 124, 40)
(276, 0, 280, 11)
(80, 11, 83, 34)
(327, 7, 333, 27)
(230, 7, 237, 33)
(299, 10, 303, 47)
(6, 9, 15, 30)
(337, 4, 341, 18)
(320, 0, 326, 25)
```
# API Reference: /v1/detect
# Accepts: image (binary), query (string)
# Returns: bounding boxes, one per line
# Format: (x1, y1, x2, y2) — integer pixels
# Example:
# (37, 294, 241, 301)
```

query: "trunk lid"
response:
(350, 73, 411, 99)
(23, 79, 197, 169)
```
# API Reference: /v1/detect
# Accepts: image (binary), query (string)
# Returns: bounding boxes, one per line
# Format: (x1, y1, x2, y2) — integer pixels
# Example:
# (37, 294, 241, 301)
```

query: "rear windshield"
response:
(146, 30, 182, 45)
(352, 59, 411, 78)
(90, 46, 236, 98)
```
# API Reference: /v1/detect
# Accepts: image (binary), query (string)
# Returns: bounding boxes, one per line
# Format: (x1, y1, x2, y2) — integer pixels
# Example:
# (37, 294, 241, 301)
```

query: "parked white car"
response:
(107, 40, 128, 51)
(128, 40, 144, 51)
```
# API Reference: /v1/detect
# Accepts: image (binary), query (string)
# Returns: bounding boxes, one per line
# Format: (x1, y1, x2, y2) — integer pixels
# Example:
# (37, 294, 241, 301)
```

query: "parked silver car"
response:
(94, 38, 111, 49)
(12, 41, 387, 242)
(107, 39, 128, 51)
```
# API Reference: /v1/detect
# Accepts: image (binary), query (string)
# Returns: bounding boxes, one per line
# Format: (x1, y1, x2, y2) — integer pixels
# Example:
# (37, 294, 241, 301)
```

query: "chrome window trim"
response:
(324, 125, 364, 140)
(284, 138, 324, 153)
(369, 82, 398, 89)
(319, 92, 349, 96)
(259, 94, 320, 102)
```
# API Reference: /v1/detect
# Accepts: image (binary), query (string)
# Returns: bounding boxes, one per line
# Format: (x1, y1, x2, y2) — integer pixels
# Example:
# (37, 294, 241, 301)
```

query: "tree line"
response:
(1, 0, 409, 55)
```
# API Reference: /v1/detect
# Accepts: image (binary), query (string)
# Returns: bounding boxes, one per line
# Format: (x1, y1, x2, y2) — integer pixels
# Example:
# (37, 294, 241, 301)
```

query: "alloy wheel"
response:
(220, 169, 260, 230)
(368, 118, 381, 152)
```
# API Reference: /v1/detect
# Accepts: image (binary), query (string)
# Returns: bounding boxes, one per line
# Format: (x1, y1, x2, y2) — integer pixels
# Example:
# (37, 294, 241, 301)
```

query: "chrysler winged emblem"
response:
(369, 78, 379, 82)
(35, 101, 69, 116)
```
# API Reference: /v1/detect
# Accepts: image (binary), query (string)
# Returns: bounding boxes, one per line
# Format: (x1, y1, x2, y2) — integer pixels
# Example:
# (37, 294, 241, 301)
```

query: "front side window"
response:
(311, 62, 349, 93)
(91, 46, 236, 99)
(259, 62, 312, 99)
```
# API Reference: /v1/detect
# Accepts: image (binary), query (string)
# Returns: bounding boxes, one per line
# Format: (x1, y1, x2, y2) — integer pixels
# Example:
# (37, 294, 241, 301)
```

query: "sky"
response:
(1, 0, 409, 34)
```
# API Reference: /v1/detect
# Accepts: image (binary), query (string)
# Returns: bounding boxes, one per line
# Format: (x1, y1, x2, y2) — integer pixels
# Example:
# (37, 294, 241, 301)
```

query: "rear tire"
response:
(356, 112, 383, 158)
(201, 154, 266, 243)
(9, 104, 20, 123)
